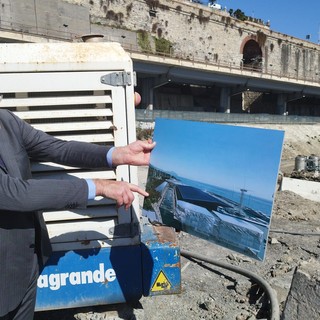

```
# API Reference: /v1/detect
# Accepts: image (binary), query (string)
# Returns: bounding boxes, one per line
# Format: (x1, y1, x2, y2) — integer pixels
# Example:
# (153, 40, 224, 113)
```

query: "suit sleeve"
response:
(0, 111, 112, 212)
(20, 121, 110, 168)
(0, 173, 89, 212)
(17, 115, 112, 168)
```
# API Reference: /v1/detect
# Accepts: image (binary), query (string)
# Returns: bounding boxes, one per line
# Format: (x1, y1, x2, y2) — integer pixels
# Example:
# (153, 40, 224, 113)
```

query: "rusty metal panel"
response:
(141, 224, 181, 296)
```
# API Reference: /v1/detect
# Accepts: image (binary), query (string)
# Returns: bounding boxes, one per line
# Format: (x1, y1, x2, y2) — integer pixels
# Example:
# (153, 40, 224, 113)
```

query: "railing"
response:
(136, 109, 320, 125)
(1, 19, 320, 85)
(0, 19, 77, 42)
(123, 41, 320, 85)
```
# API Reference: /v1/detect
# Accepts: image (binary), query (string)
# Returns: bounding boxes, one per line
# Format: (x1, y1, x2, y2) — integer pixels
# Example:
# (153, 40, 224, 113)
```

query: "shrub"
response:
(154, 37, 172, 54)
(137, 30, 152, 53)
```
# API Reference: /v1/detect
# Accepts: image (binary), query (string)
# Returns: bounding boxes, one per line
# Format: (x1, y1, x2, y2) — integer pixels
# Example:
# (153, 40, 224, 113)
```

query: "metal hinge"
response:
(101, 71, 135, 87)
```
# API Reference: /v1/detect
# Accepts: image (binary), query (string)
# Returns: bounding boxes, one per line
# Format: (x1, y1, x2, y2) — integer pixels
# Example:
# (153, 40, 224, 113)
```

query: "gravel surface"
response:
(35, 123, 320, 320)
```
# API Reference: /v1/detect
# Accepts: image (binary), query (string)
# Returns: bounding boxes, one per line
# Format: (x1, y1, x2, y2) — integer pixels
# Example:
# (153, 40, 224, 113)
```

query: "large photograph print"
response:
(142, 118, 284, 261)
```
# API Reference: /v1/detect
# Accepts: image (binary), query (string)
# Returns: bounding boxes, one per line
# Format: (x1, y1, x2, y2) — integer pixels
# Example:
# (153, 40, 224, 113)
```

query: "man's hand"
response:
(93, 179, 149, 210)
(112, 139, 156, 167)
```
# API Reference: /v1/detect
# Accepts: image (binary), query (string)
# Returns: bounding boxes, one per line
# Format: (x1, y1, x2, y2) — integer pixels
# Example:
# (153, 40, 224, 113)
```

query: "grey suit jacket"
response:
(0, 109, 112, 315)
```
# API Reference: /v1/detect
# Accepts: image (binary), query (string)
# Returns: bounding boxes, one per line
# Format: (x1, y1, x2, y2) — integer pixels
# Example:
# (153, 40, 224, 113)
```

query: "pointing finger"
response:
(129, 184, 149, 197)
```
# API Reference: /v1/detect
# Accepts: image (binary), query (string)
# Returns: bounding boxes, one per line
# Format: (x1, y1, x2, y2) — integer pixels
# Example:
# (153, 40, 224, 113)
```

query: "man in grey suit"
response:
(0, 109, 155, 320)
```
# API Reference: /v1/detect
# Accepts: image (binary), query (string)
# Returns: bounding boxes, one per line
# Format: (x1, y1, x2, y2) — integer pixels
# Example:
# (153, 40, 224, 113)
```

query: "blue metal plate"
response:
(36, 245, 142, 311)
(141, 224, 181, 296)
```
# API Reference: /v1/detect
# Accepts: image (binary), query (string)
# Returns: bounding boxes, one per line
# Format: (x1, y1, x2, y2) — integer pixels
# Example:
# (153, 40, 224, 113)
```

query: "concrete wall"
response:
(0, 0, 90, 39)
(281, 177, 320, 202)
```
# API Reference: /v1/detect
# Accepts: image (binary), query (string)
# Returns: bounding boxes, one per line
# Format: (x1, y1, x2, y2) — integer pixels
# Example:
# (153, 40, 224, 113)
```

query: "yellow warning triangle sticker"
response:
(151, 270, 172, 292)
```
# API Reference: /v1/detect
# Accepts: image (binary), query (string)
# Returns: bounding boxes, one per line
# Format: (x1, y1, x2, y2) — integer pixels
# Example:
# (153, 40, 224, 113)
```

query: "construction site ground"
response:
(35, 123, 320, 320)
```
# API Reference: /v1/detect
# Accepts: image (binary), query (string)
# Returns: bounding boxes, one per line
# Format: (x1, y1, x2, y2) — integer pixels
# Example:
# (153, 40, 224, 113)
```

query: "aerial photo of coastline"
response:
(143, 118, 284, 261)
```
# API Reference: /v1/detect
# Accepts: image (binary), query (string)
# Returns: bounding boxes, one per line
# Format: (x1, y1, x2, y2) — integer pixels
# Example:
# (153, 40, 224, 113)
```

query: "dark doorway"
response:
(242, 40, 262, 70)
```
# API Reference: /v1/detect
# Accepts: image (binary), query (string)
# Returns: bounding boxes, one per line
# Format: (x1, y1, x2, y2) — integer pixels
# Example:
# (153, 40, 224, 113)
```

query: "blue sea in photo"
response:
(180, 177, 273, 216)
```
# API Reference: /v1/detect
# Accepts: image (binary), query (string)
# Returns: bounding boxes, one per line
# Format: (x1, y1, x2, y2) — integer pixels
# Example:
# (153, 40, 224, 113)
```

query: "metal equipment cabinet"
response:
(0, 42, 180, 311)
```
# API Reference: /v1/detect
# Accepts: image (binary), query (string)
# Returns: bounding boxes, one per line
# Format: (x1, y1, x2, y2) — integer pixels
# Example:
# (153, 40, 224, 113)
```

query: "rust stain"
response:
(154, 225, 178, 244)
(163, 262, 181, 268)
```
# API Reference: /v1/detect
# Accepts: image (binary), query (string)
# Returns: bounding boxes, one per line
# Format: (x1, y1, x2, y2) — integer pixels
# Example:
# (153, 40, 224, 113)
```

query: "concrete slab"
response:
(281, 177, 320, 202)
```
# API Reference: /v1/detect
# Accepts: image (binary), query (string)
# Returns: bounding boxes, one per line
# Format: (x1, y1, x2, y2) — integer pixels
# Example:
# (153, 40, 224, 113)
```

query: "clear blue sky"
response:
(151, 119, 284, 200)
(200, 0, 320, 44)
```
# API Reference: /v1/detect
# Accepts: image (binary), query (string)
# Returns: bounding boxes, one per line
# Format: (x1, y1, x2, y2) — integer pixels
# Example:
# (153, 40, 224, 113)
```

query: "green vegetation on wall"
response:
(137, 29, 172, 55)
(137, 30, 152, 52)
(229, 9, 247, 21)
(154, 37, 172, 55)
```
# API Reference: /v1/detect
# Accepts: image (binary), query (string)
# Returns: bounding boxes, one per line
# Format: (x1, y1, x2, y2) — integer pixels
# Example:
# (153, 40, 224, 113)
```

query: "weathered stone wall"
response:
(64, 0, 320, 81)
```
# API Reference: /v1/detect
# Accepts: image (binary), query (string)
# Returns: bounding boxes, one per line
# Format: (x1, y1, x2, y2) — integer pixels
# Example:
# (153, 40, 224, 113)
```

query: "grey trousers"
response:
(0, 253, 39, 320)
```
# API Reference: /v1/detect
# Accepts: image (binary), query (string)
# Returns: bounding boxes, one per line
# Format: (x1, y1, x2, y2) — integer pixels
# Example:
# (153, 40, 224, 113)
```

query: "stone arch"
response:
(240, 36, 263, 70)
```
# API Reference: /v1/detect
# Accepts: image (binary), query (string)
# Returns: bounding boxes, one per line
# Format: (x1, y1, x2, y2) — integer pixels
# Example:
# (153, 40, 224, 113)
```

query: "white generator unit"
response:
(0, 42, 180, 311)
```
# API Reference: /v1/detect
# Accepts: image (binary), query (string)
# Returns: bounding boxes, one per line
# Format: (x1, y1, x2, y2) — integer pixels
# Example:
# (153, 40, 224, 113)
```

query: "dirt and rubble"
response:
(35, 123, 320, 320)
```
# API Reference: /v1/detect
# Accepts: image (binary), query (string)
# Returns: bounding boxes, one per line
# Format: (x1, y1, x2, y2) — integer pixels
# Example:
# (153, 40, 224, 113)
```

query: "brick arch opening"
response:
(241, 38, 262, 70)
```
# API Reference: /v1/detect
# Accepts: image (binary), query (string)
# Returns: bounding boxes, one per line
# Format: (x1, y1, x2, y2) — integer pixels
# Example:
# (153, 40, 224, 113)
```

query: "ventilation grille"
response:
(0, 72, 136, 249)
